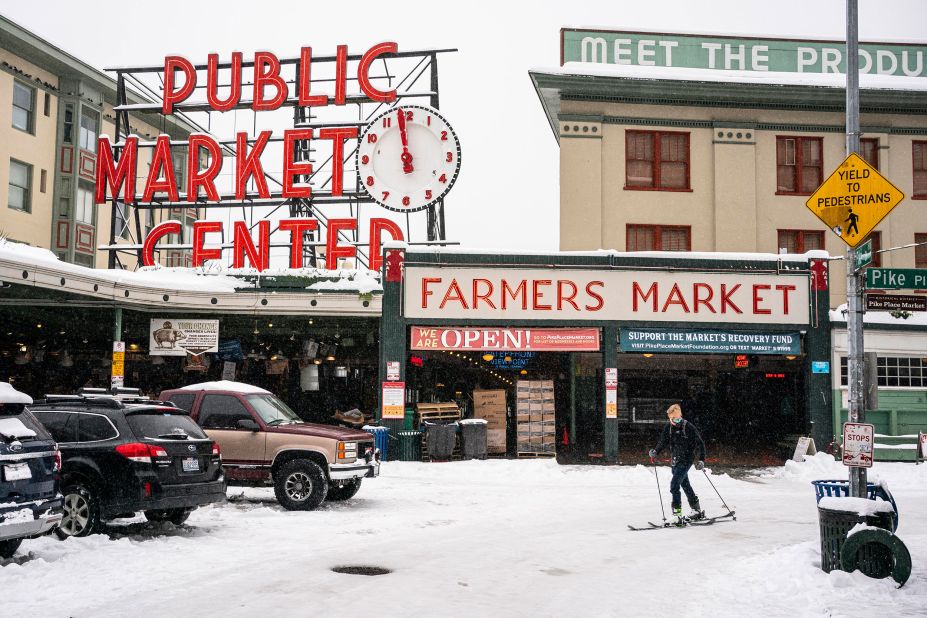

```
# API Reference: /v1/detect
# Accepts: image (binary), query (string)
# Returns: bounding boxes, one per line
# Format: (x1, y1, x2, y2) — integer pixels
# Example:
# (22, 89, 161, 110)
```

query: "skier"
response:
(649, 403, 707, 526)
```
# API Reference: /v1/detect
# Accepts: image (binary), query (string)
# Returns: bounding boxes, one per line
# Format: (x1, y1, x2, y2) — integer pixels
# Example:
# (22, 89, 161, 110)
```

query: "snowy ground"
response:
(2, 453, 925, 617)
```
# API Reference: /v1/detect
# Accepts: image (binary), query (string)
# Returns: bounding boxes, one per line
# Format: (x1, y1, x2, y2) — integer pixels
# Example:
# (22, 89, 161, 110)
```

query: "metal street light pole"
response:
(845, 0, 866, 498)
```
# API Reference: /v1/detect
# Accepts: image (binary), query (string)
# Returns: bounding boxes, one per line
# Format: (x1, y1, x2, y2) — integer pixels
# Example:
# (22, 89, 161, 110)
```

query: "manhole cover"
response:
(331, 565, 391, 576)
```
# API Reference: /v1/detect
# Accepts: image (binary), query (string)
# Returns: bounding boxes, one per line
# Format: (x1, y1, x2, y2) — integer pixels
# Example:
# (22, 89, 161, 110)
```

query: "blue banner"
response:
(620, 329, 801, 355)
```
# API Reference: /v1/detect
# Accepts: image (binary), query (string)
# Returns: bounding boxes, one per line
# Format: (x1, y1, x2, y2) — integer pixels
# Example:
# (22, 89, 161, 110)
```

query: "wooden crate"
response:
(414, 402, 461, 427)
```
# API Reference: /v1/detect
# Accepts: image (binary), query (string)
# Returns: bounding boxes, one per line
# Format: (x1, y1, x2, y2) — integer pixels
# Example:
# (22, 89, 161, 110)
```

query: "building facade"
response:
(530, 29, 927, 306)
(1, 15, 195, 270)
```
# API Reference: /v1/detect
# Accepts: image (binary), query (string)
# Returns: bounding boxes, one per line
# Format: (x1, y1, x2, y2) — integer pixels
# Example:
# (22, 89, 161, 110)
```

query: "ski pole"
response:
(701, 469, 736, 519)
(651, 457, 667, 524)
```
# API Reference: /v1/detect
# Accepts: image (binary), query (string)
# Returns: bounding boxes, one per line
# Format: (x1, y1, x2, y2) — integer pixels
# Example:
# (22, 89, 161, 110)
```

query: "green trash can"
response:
(396, 430, 422, 461)
(818, 499, 895, 575)
(404, 407, 415, 431)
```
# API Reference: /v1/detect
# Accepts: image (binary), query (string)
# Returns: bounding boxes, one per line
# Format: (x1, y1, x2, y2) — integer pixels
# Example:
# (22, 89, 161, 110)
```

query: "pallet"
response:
(414, 402, 461, 427)
(517, 451, 556, 459)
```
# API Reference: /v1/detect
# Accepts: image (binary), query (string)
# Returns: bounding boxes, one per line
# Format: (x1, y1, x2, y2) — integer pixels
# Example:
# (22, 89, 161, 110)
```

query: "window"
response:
(76, 182, 95, 223)
(62, 104, 74, 144)
(863, 232, 882, 267)
(40, 169, 47, 193)
(126, 413, 206, 440)
(860, 138, 879, 170)
(79, 109, 99, 153)
(199, 395, 254, 429)
(915, 233, 927, 269)
(31, 411, 77, 443)
(841, 356, 927, 388)
(43, 92, 51, 117)
(626, 224, 691, 251)
(12, 81, 34, 133)
(776, 136, 823, 194)
(625, 130, 690, 190)
(116, 203, 130, 239)
(167, 393, 196, 412)
(76, 413, 118, 442)
(914, 141, 927, 198)
(778, 230, 825, 254)
(172, 149, 186, 194)
(8, 159, 32, 212)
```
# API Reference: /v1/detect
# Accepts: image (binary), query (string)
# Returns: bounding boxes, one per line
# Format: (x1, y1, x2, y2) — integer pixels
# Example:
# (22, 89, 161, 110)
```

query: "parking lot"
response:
(2, 456, 925, 617)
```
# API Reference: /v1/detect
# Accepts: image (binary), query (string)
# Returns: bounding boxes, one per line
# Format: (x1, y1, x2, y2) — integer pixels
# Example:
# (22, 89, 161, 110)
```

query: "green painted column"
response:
(806, 260, 834, 449)
(603, 323, 619, 461)
(113, 307, 122, 342)
(377, 252, 406, 434)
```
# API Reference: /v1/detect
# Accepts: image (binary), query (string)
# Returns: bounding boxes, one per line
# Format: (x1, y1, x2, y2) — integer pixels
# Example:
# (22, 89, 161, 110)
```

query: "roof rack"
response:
(36, 389, 179, 407)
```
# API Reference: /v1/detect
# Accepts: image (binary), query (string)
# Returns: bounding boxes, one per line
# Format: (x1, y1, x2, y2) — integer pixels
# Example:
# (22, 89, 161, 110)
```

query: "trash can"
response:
(362, 425, 390, 462)
(811, 479, 898, 532)
(817, 497, 895, 575)
(424, 422, 457, 461)
(403, 407, 415, 431)
(459, 419, 488, 460)
(396, 430, 422, 462)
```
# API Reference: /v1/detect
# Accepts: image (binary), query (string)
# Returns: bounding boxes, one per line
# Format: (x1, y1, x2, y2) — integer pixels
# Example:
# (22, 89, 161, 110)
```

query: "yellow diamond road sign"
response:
(805, 152, 905, 248)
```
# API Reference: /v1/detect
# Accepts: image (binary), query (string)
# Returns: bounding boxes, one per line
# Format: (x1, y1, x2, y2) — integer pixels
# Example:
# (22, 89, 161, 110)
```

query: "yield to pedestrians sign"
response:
(805, 153, 904, 248)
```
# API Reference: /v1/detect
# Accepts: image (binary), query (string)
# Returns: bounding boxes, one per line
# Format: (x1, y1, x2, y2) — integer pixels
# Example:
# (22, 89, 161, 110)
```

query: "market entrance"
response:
(404, 327, 604, 460)
(615, 354, 806, 465)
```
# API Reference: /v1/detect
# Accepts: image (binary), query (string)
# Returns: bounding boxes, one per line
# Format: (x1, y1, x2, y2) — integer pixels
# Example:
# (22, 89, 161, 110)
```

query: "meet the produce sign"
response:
(95, 44, 404, 271)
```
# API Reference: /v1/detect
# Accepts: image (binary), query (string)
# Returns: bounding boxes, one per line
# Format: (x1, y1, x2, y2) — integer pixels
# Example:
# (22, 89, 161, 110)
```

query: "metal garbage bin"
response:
(459, 419, 488, 460)
(424, 422, 457, 461)
(817, 497, 895, 575)
(396, 430, 422, 461)
(363, 425, 390, 462)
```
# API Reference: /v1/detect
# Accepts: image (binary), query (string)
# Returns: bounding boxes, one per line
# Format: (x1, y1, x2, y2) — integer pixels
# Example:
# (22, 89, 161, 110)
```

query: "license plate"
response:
(181, 457, 200, 473)
(3, 463, 32, 481)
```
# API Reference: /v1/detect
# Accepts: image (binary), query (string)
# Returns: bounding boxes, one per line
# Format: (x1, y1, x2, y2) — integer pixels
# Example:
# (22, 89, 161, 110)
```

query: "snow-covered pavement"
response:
(2, 454, 925, 617)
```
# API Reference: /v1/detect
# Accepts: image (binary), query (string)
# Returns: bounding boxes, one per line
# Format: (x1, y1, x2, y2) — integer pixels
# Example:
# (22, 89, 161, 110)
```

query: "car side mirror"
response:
(237, 419, 260, 432)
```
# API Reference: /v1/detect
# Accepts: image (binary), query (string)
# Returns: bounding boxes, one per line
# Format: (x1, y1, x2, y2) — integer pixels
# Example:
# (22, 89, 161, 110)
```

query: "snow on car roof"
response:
(0, 382, 33, 404)
(176, 381, 271, 394)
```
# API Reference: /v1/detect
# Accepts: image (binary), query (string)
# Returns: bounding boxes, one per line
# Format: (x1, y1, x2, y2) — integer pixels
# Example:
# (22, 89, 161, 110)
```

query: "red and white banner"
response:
(410, 327, 600, 351)
(404, 267, 810, 325)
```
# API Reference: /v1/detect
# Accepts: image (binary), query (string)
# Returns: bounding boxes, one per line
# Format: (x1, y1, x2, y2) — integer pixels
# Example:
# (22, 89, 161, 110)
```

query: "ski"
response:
(627, 511, 736, 532)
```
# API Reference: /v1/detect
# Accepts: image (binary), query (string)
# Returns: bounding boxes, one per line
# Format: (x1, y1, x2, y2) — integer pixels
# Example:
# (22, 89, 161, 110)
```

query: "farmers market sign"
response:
(561, 29, 927, 77)
(404, 267, 810, 325)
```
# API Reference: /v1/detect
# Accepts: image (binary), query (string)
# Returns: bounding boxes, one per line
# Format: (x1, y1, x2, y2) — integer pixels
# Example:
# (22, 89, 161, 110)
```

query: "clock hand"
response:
(397, 107, 414, 174)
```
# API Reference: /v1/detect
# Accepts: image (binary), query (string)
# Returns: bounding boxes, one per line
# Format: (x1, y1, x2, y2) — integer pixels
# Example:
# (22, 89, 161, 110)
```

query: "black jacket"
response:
(653, 419, 706, 465)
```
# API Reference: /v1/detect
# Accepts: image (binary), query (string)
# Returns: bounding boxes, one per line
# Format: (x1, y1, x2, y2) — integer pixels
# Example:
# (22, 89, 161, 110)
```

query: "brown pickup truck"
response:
(159, 381, 379, 511)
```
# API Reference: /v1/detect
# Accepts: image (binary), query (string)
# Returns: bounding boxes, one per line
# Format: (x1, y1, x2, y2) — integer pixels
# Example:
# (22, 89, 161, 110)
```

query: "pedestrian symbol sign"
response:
(805, 153, 905, 248)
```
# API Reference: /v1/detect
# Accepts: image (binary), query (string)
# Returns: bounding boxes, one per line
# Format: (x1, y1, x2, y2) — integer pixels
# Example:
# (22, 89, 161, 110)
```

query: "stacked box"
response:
(516, 380, 557, 454)
(473, 389, 507, 454)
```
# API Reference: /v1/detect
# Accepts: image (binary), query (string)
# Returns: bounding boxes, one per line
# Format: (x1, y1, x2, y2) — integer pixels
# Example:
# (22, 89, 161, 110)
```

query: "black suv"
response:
(0, 382, 63, 559)
(30, 389, 226, 537)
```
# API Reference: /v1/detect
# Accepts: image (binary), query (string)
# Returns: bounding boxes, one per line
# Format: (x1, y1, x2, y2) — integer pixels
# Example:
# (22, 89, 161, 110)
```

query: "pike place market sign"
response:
(403, 267, 810, 325)
(562, 29, 927, 77)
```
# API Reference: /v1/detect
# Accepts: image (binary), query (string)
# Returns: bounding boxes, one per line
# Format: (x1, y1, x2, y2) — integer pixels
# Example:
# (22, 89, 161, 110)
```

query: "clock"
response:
(356, 104, 461, 212)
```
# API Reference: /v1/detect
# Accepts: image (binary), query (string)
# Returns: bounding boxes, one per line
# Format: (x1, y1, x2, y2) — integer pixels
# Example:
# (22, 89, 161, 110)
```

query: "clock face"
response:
(356, 105, 461, 213)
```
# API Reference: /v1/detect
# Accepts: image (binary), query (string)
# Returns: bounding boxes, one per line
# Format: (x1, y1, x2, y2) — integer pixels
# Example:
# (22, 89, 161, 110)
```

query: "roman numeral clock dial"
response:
(357, 105, 461, 212)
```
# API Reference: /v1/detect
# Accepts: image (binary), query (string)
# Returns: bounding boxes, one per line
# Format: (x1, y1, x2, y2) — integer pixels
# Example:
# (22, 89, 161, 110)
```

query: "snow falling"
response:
(1, 453, 924, 617)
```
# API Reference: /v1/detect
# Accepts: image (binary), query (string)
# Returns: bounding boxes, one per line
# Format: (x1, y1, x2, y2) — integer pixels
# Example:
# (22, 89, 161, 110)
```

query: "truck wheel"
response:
(0, 538, 23, 559)
(144, 508, 193, 525)
(57, 483, 100, 538)
(274, 459, 328, 511)
(326, 478, 363, 501)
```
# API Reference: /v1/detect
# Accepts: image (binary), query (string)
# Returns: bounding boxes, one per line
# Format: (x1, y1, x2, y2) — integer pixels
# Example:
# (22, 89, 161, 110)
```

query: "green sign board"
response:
(562, 30, 927, 78)
(855, 239, 873, 270)
(620, 328, 801, 355)
(865, 268, 927, 290)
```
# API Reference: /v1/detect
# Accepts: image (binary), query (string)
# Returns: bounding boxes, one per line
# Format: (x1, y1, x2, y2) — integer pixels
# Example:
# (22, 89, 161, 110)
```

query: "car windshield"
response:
(246, 395, 303, 426)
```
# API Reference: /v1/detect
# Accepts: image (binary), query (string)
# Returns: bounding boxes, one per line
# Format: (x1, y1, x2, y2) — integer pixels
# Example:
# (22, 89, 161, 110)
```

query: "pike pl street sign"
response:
(805, 153, 905, 248)
(865, 268, 927, 290)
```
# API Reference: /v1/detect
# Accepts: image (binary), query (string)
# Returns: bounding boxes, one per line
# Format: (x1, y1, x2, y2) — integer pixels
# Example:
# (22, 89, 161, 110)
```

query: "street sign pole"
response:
(845, 0, 866, 499)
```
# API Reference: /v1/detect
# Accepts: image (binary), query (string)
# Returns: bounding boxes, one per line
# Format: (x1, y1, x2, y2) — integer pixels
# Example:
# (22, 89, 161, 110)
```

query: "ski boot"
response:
(672, 506, 686, 527)
(687, 502, 706, 522)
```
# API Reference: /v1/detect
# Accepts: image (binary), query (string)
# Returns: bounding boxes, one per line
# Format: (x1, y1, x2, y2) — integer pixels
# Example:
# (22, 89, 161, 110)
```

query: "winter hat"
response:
(666, 404, 682, 420)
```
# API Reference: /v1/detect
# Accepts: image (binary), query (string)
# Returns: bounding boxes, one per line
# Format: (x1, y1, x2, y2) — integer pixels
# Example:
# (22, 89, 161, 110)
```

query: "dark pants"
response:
(670, 462, 699, 510)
